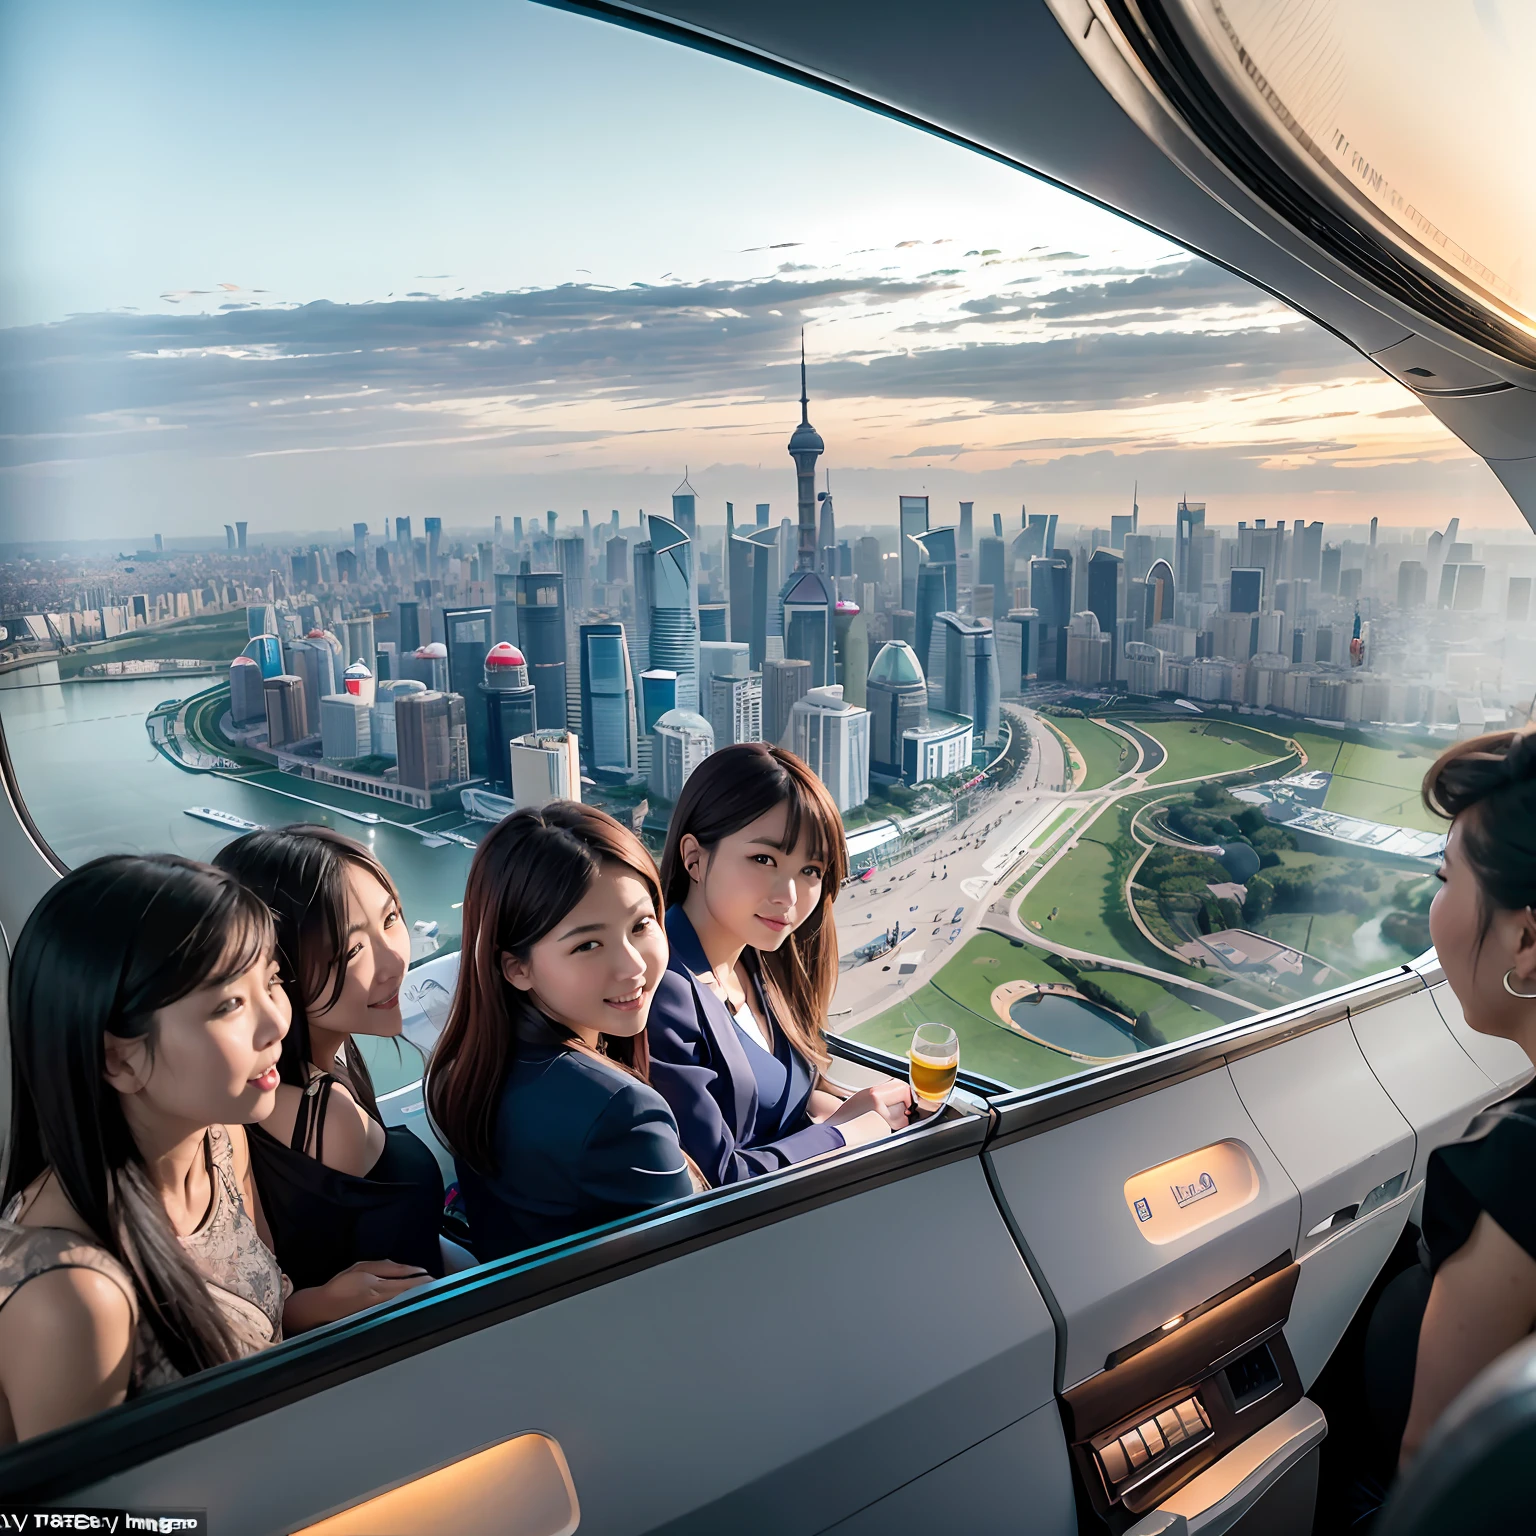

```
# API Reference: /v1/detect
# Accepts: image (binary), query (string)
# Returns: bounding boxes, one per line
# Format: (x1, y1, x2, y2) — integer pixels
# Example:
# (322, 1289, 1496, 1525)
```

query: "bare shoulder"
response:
(0, 1266, 136, 1438)
(317, 1077, 386, 1178)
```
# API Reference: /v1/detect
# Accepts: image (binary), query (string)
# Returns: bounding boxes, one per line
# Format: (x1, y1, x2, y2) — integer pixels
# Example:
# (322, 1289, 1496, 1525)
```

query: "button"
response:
(1138, 1419, 1165, 1455)
(1177, 1399, 1206, 1435)
(1098, 1439, 1129, 1484)
(1123, 1431, 1150, 1470)
(1157, 1409, 1186, 1446)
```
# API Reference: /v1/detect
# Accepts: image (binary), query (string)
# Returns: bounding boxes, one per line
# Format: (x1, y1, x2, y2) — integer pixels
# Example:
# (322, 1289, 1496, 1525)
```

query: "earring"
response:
(1502, 968, 1536, 999)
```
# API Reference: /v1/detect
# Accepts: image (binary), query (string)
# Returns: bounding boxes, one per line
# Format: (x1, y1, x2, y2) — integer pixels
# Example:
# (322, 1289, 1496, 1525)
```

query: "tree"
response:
(1243, 874, 1275, 922)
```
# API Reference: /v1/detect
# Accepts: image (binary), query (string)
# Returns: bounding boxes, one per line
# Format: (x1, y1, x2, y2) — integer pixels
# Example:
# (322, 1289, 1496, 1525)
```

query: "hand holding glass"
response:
(909, 1023, 959, 1117)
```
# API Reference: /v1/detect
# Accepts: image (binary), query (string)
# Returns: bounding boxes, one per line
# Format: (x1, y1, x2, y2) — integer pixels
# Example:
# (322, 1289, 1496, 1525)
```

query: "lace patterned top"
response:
(0, 1125, 288, 1394)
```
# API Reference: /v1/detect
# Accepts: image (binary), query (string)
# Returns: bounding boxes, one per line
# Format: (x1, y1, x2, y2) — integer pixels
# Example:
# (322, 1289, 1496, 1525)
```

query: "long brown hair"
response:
(1424, 727, 1536, 949)
(425, 802, 665, 1174)
(660, 743, 847, 1069)
(214, 824, 404, 1120)
(5, 855, 275, 1377)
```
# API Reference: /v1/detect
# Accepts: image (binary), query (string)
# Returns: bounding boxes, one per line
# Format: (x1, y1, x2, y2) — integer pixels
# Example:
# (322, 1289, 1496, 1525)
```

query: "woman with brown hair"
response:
(425, 803, 697, 1261)
(649, 743, 910, 1188)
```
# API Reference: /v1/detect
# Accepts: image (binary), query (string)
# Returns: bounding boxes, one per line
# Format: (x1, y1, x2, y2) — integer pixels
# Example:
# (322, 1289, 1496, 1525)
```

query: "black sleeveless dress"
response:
(1363, 1092, 1536, 1464)
(248, 1073, 446, 1291)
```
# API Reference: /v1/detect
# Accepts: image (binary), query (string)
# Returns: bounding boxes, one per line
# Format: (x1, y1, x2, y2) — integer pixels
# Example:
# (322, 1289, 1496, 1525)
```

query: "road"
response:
(830, 706, 1295, 1034)
(830, 706, 1070, 1027)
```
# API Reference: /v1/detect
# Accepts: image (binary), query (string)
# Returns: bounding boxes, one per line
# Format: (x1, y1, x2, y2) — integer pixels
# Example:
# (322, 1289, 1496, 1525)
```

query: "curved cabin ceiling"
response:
(547, 0, 1536, 526)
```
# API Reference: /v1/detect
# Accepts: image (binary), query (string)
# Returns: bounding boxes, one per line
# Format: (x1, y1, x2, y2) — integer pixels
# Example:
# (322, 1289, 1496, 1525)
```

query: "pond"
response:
(1009, 992, 1151, 1060)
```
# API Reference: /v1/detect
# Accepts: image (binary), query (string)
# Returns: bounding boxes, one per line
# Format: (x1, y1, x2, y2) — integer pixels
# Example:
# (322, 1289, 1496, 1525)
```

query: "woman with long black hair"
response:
(0, 855, 291, 1441)
(214, 826, 464, 1317)
(648, 743, 910, 1187)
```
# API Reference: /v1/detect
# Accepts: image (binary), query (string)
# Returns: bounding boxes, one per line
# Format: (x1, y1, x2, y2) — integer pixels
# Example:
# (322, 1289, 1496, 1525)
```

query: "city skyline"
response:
(1, 0, 1521, 547)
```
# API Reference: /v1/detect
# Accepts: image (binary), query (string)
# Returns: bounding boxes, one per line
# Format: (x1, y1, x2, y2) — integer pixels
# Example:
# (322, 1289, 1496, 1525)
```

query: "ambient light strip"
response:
(292, 1432, 579, 1536)
(1124, 1140, 1260, 1245)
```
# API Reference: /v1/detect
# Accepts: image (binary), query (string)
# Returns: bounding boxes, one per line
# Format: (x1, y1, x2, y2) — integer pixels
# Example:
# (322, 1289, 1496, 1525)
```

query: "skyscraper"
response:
(789, 686, 870, 812)
(1144, 558, 1175, 629)
(867, 641, 926, 779)
(957, 501, 974, 562)
(1230, 568, 1264, 615)
(493, 572, 519, 647)
(927, 614, 1001, 746)
(556, 534, 587, 613)
(509, 730, 582, 810)
(516, 568, 569, 732)
(371, 678, 426, 758)
(342, 616, 376, 674)
(396, 599, 422, 654)
(229, 656, 266, 725)
(1175, 500, 1206, 595)
(400, 642, 450, 692)
(1087, 547, 1122, 680)
(606, 534, 629, 585)
(978, 536, 1005, 610)
(424, 516, 442, 581)
(996, 609, 1044, 695)
(285, 636, 336, 728)
(482, 643, 538, 790)
(727, 503, 755, 648)
(579, 622, 639, 778)
(781, 569, 836, 687)
(763, 657, 811, 747)
(744, 523, 779, 671)
(1398, 560, 1428, 608)
(442, 607, 495, 778)
(817, 489, 837, 581)
(709, 671, 762, 748)
(263, 675, 308, 748)
(1509, 576, 1533, 622)
(650, 710, 714, 802)
(242, 634, 283, 678)
(899, 495, 929, 611)
(698, 641, 750, 717)
(640, 669, 678, 733)
(834, 601, 869, 707)
(235, 521, 248, 552)
(396, 690, 469, 791)
(914, 564, 951, 680)
(246, 604, 277, 640)
(646, 515, 699, 711)
(1066, 612, 1111, 686)
(320, 694, 371, 761)
(671, 472, 697, 540)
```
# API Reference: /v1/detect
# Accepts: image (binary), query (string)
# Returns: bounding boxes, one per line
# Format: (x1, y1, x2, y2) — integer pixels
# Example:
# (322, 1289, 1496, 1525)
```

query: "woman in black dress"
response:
(215, 827, 465, 1327)
(1356, 730, 1536, 1486)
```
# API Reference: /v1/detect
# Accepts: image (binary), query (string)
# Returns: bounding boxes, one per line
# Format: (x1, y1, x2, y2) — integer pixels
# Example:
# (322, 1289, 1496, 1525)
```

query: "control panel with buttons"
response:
(1093, 1394, 1212, 1495)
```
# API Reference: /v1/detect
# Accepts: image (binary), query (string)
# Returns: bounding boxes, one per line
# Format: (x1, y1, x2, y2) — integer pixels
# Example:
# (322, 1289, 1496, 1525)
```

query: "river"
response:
(0, 669, 477, 953)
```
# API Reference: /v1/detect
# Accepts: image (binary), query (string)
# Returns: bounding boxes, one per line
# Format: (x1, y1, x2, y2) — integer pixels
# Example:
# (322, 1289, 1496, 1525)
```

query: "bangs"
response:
(170, 882, 274, 998)
(774, 771, 836, 868)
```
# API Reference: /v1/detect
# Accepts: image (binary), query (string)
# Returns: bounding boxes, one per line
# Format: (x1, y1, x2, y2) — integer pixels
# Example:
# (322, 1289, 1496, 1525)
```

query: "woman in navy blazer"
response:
(426, 804, 697, 1260)
(649, 744, 911, 1186)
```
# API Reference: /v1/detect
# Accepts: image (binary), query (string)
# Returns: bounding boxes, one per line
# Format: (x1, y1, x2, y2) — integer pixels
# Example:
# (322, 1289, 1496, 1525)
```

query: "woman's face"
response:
(310, 864, 411, 1040)
(683, 802, 827, 954)
(502, 867, 668, 1041)
(1430, 817, 1536, 1037)
(106, 943, 292, 1128)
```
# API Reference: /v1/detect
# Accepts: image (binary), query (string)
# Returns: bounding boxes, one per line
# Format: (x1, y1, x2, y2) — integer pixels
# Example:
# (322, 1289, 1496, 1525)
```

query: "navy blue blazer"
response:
(646, 908, 844, 1186)
(455, 1024, 695, 1261)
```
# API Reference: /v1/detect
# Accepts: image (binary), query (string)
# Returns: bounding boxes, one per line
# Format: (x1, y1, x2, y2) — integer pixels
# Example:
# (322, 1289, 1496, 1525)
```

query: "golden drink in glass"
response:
(909, 1023, 960, 1115)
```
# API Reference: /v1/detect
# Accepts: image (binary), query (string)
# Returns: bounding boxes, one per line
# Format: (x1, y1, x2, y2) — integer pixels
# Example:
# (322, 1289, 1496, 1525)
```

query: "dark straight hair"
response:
(659, 743, 848, 1070)
(425, 802, 663, 1175)
(3, 854, 275, 1377)
(1424, 727, 1536, 946)
(214, 824, 403, 1120)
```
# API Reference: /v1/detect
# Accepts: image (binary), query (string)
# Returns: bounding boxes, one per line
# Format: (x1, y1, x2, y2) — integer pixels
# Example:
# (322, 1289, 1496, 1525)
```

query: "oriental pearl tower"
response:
(788, 331, 824, 573)
(780, 332, 837, 685)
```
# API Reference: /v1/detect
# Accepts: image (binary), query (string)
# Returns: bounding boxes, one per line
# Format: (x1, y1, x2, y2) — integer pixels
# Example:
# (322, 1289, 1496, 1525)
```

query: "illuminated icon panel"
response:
(293, 1432, 579, 1536)
(1123, 1140, 1260, 1245)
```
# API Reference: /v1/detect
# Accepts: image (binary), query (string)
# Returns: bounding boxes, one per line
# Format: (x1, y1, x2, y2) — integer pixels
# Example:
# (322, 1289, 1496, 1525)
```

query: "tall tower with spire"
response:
(788, 332, 825, 574)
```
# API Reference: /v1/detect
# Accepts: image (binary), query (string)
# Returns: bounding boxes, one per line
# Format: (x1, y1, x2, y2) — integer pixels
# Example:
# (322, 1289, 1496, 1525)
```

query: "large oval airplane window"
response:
(1121, 0, 1535, 359)
(0, 0, 1503, 1092)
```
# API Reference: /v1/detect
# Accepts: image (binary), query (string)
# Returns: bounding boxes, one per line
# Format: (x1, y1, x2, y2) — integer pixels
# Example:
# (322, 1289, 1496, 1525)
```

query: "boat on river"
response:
(184, 806, 264, 832)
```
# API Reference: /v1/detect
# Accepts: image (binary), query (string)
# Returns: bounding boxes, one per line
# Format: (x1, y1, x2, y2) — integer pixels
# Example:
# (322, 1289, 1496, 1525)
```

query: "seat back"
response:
(1376, 1332, 1536, 1535)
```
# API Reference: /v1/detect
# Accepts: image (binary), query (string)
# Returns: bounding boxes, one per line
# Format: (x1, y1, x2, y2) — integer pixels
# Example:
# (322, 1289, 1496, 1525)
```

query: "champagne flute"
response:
(908, 1023, 959, 1118)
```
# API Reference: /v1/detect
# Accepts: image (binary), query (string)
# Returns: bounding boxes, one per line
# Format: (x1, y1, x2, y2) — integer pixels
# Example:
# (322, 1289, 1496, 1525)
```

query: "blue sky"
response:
(0, 0, 1517, 541)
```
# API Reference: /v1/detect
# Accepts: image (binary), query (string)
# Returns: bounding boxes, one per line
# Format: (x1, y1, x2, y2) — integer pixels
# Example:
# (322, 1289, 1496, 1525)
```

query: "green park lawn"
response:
(1289, 727, 1444, 833)
(1143, 720, 1291, 786)
(843, 931, 1077, 1088)
(1052, 716, 1133, 790)
(1080, 968, 1227, 1044)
